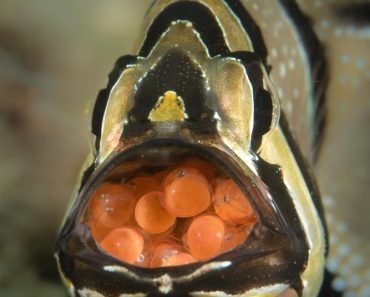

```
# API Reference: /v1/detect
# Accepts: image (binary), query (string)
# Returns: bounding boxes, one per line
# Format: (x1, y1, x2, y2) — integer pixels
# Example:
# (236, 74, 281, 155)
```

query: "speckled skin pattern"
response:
(0, 1, 368, 296)
(297, 1, 370, 296)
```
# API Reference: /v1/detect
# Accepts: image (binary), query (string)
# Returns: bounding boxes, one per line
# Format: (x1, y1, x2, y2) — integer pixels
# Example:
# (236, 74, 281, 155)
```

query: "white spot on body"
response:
(341, 266, 352, 276)
(323, 196, 335, 208)
(349, 254, 364, 267)
(355, 57, 366, 69)
(345, 26, 356, 36)
(287, 101, 293, 114)
(279, 63, 287, 78)
(277, 88, 284, 98)
(332, 277, 347, 291)
(341, 54, 351, 64)
(336, 222, 349, 233)
(330, 234, 338, 245)
(271, 48, 278, 58)
(288, 59, 295, 70)
(321, 19, 330, 29)
(348, 275, 361, 287)
(327, 258, 340, 273)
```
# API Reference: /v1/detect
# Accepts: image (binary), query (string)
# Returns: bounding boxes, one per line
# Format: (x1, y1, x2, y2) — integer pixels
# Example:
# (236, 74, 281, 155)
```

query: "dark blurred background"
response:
(0, 1, 369, 296)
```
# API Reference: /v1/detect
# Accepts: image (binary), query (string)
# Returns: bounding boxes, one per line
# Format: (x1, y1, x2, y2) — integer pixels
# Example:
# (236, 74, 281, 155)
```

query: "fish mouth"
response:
(56, 137, 308, 296)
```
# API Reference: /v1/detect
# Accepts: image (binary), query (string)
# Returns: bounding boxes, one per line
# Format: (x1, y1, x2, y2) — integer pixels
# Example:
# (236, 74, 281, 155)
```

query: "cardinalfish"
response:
(54, 0, 360, 296)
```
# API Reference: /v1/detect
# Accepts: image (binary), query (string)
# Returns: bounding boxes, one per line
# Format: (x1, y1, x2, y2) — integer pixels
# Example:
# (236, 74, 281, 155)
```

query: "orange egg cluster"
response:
(86, 157, 256, 268)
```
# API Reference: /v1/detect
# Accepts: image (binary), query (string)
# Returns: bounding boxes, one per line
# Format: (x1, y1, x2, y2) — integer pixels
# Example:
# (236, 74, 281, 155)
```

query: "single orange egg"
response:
(213, 179, 255, 225)
(135, 191, 176, 234)
(187, 215, 225, 260)
(100, 227, 144, 264)
(163, 168, 211, 217)
(89, 183, 136, 229)
(150, 241, 182, 267)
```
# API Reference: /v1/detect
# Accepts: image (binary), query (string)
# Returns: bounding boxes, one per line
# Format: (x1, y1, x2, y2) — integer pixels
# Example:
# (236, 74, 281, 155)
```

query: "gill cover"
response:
(55, 1, 327, 297)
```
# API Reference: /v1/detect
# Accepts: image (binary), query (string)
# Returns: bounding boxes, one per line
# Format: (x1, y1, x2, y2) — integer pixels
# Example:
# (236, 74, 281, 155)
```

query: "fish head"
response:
(55, 3, 326, 297)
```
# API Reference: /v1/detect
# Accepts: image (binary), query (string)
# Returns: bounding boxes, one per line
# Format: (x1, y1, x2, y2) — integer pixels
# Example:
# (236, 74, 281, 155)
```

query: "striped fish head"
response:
(55, 1, 327, 297)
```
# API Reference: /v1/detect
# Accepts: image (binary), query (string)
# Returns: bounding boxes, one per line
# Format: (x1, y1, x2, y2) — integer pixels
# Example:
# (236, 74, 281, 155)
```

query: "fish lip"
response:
(55, 137, 307, 294)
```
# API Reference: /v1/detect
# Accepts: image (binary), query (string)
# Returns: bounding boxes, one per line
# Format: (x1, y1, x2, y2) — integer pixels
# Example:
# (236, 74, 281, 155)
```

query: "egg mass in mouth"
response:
(85, 155, 257, 268)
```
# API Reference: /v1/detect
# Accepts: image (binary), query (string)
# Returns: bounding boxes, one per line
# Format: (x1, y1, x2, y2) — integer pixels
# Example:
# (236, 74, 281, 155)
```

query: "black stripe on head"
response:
(91, 55, 137, 145)
(279, 0, 328, 160)
(139, 1, 230, 57)
(252, 89, 273, 145)
(223, 0, 268, 66)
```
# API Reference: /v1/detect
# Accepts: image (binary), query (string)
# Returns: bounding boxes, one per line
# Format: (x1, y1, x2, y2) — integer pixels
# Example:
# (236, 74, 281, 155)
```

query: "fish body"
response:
(55, 0, 333, 296)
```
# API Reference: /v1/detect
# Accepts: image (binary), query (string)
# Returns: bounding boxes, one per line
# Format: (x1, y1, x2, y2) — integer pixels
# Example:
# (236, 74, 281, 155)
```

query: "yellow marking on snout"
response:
(149, 90, 187, 122)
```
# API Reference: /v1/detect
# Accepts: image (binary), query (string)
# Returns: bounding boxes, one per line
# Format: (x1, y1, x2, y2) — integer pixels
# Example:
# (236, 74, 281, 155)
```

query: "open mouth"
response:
(85, 143, 258, 268)
(56, 138, 309, 295)
(70, 138, 297, 271)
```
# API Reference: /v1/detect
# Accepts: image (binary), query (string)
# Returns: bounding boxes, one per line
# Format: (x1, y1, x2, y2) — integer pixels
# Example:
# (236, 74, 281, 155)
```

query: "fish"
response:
(54, 0, 368, 296)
